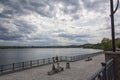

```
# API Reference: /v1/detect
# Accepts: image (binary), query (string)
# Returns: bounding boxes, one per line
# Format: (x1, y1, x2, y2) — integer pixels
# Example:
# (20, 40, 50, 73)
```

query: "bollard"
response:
(66, 62, 70, 69)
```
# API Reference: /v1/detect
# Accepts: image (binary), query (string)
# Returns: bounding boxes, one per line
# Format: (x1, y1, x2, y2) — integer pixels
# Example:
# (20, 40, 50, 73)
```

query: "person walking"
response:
(52, 57, 55, 63)
(56, 56, 58, 62)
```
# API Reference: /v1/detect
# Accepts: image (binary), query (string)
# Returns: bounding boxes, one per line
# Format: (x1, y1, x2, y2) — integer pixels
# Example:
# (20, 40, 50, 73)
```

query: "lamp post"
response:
(110, 0, 119, 52)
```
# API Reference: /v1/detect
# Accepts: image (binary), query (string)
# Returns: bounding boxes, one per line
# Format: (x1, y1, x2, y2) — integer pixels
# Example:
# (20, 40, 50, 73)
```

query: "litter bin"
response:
(66, 62, 70, 69)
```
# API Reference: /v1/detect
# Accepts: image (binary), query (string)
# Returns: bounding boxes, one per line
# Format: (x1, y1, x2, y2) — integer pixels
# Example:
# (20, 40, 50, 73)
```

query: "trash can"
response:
(66, 62, 70, 69)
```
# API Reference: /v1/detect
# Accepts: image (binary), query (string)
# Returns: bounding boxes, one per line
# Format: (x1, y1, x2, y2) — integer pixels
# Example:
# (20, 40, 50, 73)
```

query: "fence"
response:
(89, 58, 115, 80)
(0, 52, 102, 75)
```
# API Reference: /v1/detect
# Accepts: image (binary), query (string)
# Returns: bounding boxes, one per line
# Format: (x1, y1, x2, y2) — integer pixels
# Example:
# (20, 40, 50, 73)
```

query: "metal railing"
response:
(89, 58, 115, 80)
(0, 52, 102, 75)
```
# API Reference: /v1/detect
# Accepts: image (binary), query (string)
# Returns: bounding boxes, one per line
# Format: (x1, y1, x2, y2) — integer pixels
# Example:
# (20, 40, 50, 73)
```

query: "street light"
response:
(110, 0, 119, 52)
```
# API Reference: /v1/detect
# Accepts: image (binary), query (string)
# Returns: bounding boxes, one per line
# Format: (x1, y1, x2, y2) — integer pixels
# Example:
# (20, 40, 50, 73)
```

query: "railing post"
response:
(13, 63, 15, 71)
(1, 65, 3, 73)
(30, 61, 32, 67)
(71, 57, 72, 61)
(48, 58, 50, 63)
(78, 56, 79, 60)
(65, 56, 67, 61)
(74, 56, 75, 61)
(37, 60, 39, 65)
(63, 56, 64, 61)
(22, 62, 24, 69)
(113, 58, 116, 80)
(72, 56, 73, 61)
(101, 62, 107, 80)
(60, 56, 62, 61)
(43, 59, 45, 64)
(58, 56, 60, 62)
(79, 55, 80, 60)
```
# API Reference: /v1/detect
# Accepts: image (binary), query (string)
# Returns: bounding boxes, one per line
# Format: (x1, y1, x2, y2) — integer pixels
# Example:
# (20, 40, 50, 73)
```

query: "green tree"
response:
(116, 38, 120, 48)
(101, 38, 112, 51)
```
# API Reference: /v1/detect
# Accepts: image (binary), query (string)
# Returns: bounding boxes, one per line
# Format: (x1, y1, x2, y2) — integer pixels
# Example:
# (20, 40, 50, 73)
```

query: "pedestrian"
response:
(53, 57, 55, 63)
(56, 56, 58, 62)
(52, 64, 56, 71)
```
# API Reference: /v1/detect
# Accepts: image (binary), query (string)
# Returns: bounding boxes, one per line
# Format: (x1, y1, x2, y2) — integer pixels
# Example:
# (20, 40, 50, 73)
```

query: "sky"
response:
(0, 0, 120, 46)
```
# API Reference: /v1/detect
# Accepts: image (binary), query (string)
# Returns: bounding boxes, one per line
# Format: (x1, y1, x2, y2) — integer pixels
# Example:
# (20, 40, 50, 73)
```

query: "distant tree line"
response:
(81, 38, 120, 51)
(0, 38, 120, 51)
(0, 45, 82, 49)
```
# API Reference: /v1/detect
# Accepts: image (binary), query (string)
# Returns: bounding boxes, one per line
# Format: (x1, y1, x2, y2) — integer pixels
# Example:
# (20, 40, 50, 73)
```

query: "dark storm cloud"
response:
(59, 0, 80, 13)
(0, 23, 23, 41)
(82, 0, 108, 13)
(0, 0, 28, 18)
(116, 23, 120, 27)
(0, 20, 36, 41)
(116, 32, 120, 36)
(57, 33, 94, 44)
(58, 33, 93, 40)
(0, 0, 52, 18)
(0, 34, 23, 41)
(26, 1, 54, 18)
(14, 20, 36, 34)
(0, 14, 12, 19)
(0, 24, 9, 33)
(29, 39, 59, 46)
(0, 0, 81, 19)
(0, 20, 12, 33)
(1, 0, 52, 18)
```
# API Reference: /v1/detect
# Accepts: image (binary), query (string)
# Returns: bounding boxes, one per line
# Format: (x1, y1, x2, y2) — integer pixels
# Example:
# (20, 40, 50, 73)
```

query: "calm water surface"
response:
(0, 48, 102, 65)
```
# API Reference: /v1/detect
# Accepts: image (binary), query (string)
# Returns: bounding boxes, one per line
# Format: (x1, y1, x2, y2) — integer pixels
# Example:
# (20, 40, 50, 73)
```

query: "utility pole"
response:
(110, 0, 119, 52)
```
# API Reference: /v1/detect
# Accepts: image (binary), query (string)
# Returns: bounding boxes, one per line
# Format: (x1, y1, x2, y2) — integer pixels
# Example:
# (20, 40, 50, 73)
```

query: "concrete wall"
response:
(105, 51, 120, 80)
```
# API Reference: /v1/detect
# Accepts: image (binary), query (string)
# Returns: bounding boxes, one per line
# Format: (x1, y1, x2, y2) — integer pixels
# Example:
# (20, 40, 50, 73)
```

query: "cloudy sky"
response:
(0, 0, 120, 46)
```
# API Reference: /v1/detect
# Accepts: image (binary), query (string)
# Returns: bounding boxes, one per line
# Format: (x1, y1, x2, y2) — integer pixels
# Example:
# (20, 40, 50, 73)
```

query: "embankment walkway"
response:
(0, 54, 105, 80)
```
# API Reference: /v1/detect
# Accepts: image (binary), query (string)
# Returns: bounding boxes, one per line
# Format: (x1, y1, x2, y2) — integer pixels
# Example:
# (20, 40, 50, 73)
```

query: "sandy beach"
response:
(0, 54, 105, 80)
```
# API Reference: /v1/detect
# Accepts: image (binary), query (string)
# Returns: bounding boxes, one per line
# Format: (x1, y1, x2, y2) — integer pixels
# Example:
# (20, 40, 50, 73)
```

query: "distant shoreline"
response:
(0, 46, 84, 49)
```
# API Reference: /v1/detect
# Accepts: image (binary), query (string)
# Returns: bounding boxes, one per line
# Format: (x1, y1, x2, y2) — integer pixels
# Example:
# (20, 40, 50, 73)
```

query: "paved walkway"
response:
(0, 54, 105, 80)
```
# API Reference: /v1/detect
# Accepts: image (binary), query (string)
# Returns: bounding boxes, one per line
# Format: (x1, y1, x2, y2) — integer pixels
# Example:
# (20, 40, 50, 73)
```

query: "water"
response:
(0, 48, 102, 65)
